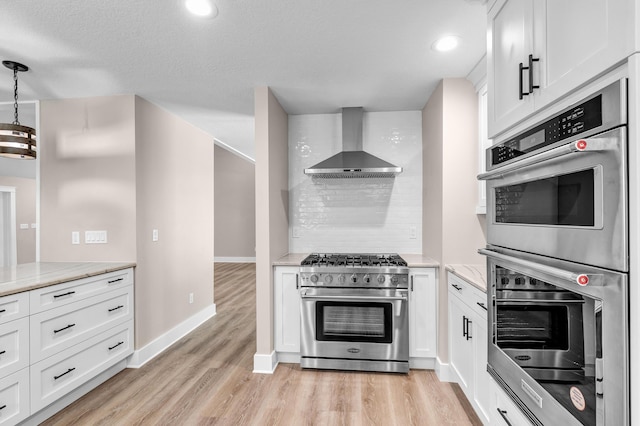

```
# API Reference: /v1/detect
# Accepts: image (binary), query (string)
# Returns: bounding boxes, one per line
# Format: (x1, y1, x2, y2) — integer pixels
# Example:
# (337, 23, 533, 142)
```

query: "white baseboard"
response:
(276, 352, 300, 364)
(253, 351, 277, 374)
(128, 304, 217, 368)
(410, 357, 436, 370)
(214, 257, 256, 263)
(435, 357, 455, 382)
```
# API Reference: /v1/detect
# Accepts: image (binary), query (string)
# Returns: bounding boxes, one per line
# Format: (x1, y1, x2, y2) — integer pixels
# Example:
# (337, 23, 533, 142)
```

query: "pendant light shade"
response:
(0, 61, 36, 160)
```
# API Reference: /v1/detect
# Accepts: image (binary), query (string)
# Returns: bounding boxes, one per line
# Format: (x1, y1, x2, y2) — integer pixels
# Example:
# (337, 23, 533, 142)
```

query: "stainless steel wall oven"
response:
(479, 79, 629, 426)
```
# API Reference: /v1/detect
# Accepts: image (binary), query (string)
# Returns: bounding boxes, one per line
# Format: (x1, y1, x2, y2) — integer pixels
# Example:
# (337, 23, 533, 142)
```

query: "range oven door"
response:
(480, 126, 627, 271)
(299, 287, 409, 373)
(481, 246, 628, 426)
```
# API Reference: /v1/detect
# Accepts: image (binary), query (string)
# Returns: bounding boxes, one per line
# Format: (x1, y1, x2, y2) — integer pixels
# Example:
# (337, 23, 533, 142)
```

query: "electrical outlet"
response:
(19, 224, 29, 230)
(409, 226, 417, 239)
(152, 229, 159, 242)
(189, 293, 194, 304)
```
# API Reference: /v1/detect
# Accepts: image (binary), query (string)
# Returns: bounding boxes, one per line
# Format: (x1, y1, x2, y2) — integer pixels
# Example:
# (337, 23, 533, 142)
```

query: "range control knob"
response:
(501, 277, 510, 285)
(310, 274, 319, 283)
(377, 275, 386, 284)
(338, 274, 346, 284)
(351, 274, 358, 283)
(390, 275, 399, 285)
(515, 277, 525, 285)
(363, 274, 371, 283)
(324, 274, 333, 284)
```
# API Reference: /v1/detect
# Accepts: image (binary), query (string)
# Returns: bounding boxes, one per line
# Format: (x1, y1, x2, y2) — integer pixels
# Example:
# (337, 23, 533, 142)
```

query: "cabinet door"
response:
(449, 294, 474, 395)
(532, 0, 633, 109)
(488, 0, 535, 138)
(472, 311, 491, 424)
(273, 267, 300, 353)
(409, 269, 436, 358)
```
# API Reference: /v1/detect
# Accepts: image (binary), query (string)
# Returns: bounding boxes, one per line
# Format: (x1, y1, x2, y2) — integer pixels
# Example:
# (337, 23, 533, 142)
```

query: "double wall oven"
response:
(299, 253, 410, 373)
(479, 79, 629, 425)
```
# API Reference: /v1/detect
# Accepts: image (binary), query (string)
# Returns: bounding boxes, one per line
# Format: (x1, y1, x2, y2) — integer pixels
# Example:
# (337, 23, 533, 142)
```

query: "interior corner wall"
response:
(0, 176, 36, 264)
(134, 96, 214, 349)
(214, 145, 256, 259)
(422, 78, 486, 363)
(255, 86, 289, 357)
(39, 95, 137, 262)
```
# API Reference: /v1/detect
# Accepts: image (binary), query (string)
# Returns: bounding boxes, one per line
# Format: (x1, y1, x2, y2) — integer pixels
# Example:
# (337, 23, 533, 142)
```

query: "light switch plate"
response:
(152, 229, 159, 242)
(72, 231, 80, 245)
(85, 230, 108, 244)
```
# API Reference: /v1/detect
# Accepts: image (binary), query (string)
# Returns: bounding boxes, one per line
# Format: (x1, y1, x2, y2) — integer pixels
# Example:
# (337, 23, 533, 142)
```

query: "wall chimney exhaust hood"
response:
(304, 107, 402, 178)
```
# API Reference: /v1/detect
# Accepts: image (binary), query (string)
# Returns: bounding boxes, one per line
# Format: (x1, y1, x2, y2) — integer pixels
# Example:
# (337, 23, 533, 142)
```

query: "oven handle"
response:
(299, 292, 408, 302)
(478, 248, 602, 287)
(477, 136, 618, 181)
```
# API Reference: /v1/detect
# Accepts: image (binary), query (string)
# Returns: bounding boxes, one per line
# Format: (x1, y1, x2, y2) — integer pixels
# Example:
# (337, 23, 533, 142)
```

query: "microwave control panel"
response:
(491, 95, 603, 167)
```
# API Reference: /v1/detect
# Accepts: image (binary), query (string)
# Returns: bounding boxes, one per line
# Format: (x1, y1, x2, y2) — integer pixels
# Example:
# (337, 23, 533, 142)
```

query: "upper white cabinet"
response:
(487, 0, 633, 138)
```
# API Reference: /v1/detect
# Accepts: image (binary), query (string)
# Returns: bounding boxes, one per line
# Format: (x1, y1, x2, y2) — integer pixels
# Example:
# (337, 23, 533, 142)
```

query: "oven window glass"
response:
(495, 169, 595, 226)
(316, 301, 392, 343)
(496, 305, 569, 350)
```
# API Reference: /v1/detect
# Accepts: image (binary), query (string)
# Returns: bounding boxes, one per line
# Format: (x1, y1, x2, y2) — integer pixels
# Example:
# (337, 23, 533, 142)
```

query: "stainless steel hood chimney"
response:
(304, 107, 402, 178)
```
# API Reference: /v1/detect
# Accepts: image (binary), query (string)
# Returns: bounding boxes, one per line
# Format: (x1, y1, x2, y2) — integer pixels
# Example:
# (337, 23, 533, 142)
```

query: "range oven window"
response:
(495, 169, 595, 226)
(315, 301, 392, 343)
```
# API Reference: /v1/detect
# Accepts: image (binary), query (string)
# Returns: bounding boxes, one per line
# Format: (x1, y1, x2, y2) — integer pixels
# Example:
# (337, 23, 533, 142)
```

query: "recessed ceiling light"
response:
(185, 0, 218, 18)
(432, 35, 460, 52)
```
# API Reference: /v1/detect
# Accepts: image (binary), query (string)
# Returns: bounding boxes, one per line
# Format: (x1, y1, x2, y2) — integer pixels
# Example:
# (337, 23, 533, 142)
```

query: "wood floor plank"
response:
(42, 262, 482, 425)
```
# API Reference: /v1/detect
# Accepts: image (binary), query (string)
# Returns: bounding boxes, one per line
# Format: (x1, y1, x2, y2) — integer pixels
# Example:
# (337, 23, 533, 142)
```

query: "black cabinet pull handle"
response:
(519, 62, 530, 100)
(451, 284, 462, 291)
(477, 302, 487, 311)
(466, 318, 473, 340)
(0, 405, 5, 410)
(0, 309, 6, 313)
(54, 367, 75, 380)
(528, 54, 540, 93)
(296, 274, 299, 290)
(53, 291, 76, 298)
(462, 316, 467, 338)
(497, 408, 513, 426)
(108, 305, 124, 312)
(411, 276, 414, 292)
(0, 350, 5, 356)
(108, 277, 124, 284)
(54, 324, 76, 334)
(109, 341, 124, 351)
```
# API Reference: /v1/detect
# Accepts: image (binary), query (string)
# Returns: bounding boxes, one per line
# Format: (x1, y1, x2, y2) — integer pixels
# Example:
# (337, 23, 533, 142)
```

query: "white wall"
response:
(288, 111, 422, 253)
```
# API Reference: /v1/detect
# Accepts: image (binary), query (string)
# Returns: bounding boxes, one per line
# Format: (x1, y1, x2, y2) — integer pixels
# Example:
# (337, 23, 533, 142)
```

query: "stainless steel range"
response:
(299, 253, 410, 373)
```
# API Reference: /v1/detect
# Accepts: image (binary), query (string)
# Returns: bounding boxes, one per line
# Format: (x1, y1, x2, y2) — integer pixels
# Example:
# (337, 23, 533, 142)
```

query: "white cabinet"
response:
(273, 266, 300, 355)
(488, 0, 633, 138)
(0, 368, 29, 425)
(409, 268, 437, 362)
(448, 272, 490, 424)
(476, 83, 489, 214)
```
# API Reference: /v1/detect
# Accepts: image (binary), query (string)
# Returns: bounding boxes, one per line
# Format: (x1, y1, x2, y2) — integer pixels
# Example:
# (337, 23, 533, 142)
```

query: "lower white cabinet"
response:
(448, 272, 490, 424)
(409, 268, 437, 361)
(273, 266, 301, 354)
(490, 376, 533, 426)
(0, 368, 29, 426)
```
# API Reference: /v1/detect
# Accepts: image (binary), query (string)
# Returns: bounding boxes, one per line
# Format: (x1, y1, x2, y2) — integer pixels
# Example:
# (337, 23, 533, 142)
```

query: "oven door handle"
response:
(299, 292, 408, 302)
(477, 136, 618, 181)
(479, 248, 602, 286)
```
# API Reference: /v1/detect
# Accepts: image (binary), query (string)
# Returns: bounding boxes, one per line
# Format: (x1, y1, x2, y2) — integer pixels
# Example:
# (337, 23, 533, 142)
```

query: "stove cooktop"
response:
(300, 253, 407, 268)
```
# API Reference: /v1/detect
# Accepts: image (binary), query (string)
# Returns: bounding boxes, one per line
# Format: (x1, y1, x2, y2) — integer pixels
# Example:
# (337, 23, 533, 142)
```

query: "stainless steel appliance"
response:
(479, 80, 627, 271)
(299, 253, 410, 373)
(479, 79, 630, 426)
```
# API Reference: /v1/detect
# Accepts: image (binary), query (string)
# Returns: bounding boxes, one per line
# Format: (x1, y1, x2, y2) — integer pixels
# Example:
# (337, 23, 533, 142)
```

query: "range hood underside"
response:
(304, 151, 402, 178)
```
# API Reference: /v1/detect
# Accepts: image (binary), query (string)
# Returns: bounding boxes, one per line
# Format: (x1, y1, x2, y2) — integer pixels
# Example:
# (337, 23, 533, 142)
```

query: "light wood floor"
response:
(42, 263, 482, 426)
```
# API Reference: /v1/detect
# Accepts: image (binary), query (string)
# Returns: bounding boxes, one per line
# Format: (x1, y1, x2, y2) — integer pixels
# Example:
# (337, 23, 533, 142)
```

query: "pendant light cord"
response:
(12, 67, 20, 125)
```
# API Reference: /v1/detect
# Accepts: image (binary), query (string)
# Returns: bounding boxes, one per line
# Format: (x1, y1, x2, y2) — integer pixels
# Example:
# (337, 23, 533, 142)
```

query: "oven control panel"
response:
(299, 272, 408, 289)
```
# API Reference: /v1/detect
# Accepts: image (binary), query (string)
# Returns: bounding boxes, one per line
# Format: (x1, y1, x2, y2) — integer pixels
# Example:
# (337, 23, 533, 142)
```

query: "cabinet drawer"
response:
(30, 268, 133, 314)
(448, 273, 488, 318)
(493, 379, 533, 426)
(0, 293, 29, 325)
(31, 321, 133, 413)
(30, 287, 133, 363)
(0, 368, 29, 425)
(0, 318, 29, 379)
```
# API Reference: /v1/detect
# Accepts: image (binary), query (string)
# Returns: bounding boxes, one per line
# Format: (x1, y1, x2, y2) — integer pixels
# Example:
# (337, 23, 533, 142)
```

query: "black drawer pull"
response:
(108, 305, 124, 312)
(477, 302, 487, 311)
(0, 405, 5, 410)
(451, 284, 462, 291)
(0, 350, 5, 356)
(54, 324, 76, 334)
(54, 367, 76, 380)
(53, 291, 76, 298)
(109, 341, 124, 351)
(0, 309, 6, 313)
(108, 278, 124, 284)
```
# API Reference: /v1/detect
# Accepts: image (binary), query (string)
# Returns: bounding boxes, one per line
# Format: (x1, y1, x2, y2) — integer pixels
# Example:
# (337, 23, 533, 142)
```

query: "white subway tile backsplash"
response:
(289, 111, 422, 253)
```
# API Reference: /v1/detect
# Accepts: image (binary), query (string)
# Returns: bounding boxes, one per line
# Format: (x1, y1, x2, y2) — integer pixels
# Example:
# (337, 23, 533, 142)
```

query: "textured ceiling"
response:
(1, 0, 487, 161)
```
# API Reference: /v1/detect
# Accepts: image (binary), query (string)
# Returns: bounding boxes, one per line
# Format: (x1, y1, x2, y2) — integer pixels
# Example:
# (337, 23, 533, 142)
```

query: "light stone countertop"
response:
(0, 262, 136, 297)
(273, 253, 439, 268)
(445, 264, 487, 292)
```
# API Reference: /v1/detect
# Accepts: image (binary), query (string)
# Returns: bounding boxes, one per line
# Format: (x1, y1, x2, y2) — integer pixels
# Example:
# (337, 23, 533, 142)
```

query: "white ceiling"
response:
(1, 0, 487, 161)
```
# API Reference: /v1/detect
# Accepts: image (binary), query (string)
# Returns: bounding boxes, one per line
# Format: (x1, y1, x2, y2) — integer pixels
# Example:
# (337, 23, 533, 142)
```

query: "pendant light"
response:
(0, 61, 36, 159)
